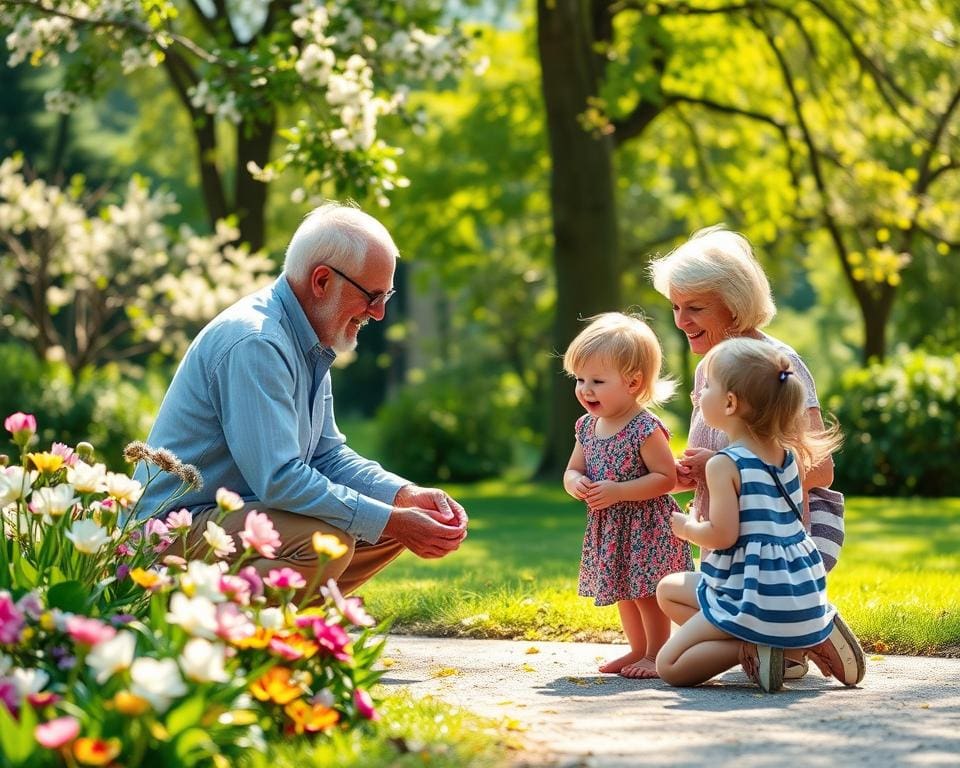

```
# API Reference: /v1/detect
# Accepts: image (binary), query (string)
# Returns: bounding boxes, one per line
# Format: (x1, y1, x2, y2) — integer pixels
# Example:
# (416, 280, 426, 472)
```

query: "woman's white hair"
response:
(647, 225, 776, 332)
(283, 201, 399, 283)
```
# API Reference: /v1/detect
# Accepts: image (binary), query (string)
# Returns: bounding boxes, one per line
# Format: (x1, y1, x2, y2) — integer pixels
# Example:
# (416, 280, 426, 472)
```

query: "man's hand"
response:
(388, 484, 468, 559)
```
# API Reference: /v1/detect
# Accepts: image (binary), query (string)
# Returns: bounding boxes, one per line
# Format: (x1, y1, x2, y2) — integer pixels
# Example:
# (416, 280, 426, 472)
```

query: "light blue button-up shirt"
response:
(132, 276, 407, 543)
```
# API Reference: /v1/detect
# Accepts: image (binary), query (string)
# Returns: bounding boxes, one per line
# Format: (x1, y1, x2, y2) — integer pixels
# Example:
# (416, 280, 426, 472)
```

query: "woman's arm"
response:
(804, 406, 835, 490)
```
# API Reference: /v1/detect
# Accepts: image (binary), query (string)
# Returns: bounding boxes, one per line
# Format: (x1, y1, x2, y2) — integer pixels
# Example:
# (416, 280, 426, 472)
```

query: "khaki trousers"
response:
(186, 505, 405, 598)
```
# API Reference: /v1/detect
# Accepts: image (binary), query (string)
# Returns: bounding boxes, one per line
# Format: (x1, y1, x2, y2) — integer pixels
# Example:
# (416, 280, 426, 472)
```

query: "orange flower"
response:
(72, 737, 122, 766)
(112, 690, 150, 716)
(284, 699, 340, 734)
(279, 632, 319, 660)
(249, 667, 303, 705)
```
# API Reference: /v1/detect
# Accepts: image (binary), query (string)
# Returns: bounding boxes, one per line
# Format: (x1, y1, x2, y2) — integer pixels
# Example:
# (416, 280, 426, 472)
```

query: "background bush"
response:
(0, 343, 163, 467)
(828, 349, 960, 496)
(376, 368, 515, 483)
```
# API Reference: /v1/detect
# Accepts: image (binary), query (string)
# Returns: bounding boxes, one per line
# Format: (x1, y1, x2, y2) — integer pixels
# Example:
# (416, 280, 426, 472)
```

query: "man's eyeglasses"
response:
(325, 264, 396, 309)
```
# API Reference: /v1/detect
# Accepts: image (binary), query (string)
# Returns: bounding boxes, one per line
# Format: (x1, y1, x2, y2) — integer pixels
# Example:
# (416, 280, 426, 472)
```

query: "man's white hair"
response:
(283, 201, 399, 283)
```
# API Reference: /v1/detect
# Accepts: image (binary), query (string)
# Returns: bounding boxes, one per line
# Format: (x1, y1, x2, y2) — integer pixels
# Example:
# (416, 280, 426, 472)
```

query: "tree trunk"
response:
(858, 283, 894, 364)
(235, 112, 276, 252)
(535, 0, 621, 479)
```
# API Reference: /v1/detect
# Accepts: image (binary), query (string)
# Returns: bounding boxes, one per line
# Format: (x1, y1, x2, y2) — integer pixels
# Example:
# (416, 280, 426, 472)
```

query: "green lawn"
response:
(359, 481, 960, 656)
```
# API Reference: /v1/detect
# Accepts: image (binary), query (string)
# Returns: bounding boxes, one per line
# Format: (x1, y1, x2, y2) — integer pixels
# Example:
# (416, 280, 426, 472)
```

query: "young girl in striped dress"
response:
(655, 337, 865, 692)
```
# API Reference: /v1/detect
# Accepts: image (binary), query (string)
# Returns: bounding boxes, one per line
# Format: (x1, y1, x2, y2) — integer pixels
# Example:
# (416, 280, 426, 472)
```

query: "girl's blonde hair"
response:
(703, 338, 841, 470)
(647, 225, 776, 333)
(562, 312, 676, 407)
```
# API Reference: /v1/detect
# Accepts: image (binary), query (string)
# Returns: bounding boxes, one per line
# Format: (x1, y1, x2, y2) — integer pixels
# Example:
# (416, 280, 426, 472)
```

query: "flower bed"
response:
(0, 412, 386, 767)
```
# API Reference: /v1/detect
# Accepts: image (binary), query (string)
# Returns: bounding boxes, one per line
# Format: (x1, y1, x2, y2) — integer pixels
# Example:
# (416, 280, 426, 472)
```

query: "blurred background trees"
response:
(1, 0, 957, 493)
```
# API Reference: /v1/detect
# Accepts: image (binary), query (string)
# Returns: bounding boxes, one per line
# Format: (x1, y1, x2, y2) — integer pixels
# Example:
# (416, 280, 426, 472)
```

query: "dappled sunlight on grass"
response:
(360, 484, 960, 655)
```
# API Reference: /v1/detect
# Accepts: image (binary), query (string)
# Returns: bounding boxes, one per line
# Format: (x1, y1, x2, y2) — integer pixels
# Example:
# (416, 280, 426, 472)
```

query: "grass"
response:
(268, 691, 512, 768)
(358, 480, 960, 656)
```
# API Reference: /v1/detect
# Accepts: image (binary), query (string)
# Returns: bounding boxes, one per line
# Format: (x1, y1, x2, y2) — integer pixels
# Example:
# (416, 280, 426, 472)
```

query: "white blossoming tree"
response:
(0, 154, 276, 372)
(0, 0, 470, 250)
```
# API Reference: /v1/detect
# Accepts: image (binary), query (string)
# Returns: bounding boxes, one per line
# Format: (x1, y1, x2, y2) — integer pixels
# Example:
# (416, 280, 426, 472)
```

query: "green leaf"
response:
(12, 556, 38, 590)
(0, 696, 39, 764)
(47, 580, 90, 611)
(173, 727, 217, 764)
(165, 695, 207, 738)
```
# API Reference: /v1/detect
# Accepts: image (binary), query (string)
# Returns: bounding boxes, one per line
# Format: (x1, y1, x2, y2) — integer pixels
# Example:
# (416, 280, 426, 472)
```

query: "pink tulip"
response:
(238, 511, 281, 559)
(354, 688, 379, 720)
(264, 567, 306, 591)
(35, 716, 80, 749)
(164, 508, 193, 533)
(4, 412, 36, 442)
(0, 591, 25, 644)
(65, 616, 116, 646)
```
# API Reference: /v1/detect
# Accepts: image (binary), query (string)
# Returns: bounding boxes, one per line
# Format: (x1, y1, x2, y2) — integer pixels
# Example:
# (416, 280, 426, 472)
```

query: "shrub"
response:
(0, 344, 162, 467)
(376, 370, 514, 482)
(827, 349, 960, 496)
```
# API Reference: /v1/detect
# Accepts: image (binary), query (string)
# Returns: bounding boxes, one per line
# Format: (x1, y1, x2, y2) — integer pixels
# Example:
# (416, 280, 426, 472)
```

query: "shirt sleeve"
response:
(207, 335, 401, 544)
(788, 351, 821, 410)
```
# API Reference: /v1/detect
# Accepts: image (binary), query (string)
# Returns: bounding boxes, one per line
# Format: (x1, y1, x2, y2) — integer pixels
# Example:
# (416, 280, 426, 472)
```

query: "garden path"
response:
(381, 635, 960, 767)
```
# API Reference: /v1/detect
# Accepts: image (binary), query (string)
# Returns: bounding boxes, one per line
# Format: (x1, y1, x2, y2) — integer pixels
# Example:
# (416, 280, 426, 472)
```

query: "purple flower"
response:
(0, 678, 19, 715)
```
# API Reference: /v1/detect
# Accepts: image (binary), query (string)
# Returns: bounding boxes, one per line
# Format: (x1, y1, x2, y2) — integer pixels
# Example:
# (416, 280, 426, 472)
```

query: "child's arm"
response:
(582, 427, 676, 511)
(563, 441, 593, 501)
(671, 454, 739, 550)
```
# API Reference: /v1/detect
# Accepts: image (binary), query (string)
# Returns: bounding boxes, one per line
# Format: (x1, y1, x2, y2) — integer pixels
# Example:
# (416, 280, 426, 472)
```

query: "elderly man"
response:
(134, 202, 467, 593)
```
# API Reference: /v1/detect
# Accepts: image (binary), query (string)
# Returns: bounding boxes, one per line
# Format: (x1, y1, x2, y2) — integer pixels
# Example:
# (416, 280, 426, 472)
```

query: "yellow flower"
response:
(311, 532, 348, 559)
(73, 737, 122, 766)
(249, 667, 303, 705)
(40, 612, 56, 631)
(233, 627, 275, 649)
(284, 699, 340, 734)
(129, 568, 161, 589)
(27, 452, 64, 474)
(113, 690, 151, 716)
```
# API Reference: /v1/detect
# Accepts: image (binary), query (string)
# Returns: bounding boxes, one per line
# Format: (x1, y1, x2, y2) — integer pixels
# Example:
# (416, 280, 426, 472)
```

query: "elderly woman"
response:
(648, 226, 845, 572)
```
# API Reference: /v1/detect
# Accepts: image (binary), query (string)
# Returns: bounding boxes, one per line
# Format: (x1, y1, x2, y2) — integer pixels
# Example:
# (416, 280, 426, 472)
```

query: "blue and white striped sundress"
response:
(697, 445, 836, 648)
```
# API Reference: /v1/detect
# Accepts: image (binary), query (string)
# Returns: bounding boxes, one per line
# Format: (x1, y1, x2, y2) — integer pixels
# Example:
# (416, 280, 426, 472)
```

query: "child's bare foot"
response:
(598, 651, 645, 674)
(619, 657, 659, 679)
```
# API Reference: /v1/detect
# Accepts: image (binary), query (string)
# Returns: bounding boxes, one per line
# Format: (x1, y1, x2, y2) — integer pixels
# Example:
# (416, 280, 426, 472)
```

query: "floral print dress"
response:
(576, 410, 693, 606)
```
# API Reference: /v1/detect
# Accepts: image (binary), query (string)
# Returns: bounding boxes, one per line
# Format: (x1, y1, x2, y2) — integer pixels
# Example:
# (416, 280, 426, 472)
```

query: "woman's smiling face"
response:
(669, 290, 737, 356)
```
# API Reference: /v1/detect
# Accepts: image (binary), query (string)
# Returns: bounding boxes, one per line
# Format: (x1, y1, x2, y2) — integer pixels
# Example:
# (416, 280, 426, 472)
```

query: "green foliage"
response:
(828, 349, 960, 496)
(376, 369, 514, 483)
(0, 343, 161, 467)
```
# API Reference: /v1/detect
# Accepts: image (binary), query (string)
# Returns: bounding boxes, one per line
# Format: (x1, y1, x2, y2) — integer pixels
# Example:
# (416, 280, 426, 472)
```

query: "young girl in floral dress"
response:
(562, 313, 693, 679)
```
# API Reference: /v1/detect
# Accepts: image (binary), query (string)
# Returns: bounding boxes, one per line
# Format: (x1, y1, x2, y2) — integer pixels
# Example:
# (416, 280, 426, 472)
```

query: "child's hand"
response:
(584, 480, 620, 511)
(675, 459, 697, 491)
(571, 476, 594, 500)
(670, 510, 689, 540)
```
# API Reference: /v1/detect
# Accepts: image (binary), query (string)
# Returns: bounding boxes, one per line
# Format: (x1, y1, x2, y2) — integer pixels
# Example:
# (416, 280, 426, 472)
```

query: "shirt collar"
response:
(276, 275, 337, 364)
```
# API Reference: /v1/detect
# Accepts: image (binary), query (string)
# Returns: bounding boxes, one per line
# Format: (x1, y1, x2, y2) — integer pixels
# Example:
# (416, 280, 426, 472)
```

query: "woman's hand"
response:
(678, 447, 715, 486)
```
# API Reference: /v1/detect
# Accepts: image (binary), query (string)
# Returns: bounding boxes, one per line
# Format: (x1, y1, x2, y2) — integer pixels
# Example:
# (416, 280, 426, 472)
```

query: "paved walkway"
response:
(381, 635, 960, 767)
